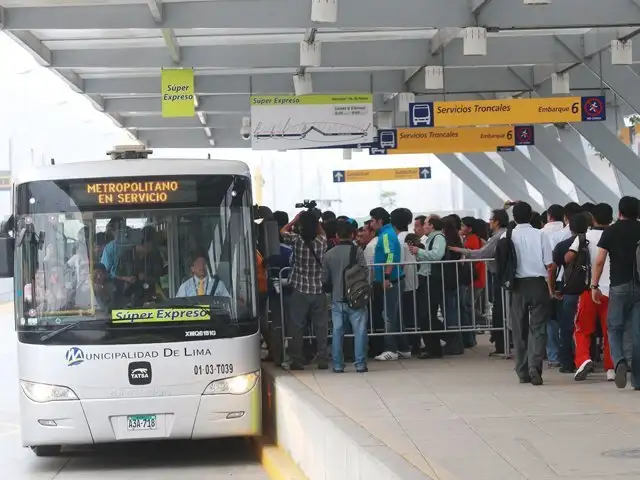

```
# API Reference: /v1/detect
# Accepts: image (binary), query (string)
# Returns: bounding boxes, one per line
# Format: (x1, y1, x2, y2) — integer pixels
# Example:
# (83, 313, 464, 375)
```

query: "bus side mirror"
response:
(262, 220, 281, 260)
(0, 236, 14, 278)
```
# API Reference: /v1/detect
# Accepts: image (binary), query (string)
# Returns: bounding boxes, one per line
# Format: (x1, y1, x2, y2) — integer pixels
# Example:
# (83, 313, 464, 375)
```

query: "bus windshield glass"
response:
(14, 174, 258, 345)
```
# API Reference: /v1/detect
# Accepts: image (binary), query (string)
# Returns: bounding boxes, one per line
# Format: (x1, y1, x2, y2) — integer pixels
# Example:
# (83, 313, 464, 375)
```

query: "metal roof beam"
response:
(123, 115, 245, 130)
(104, 93, 482, 115)
(50, 35, 590, 69)
(85, 71, 406, 95)
(5, 0, 640, 29)
(83, 65, 618, 97)
(146, 0, 162, 22)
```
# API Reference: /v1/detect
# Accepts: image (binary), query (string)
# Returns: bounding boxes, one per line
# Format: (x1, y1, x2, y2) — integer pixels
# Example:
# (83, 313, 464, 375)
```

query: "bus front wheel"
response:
(31, 445, 61, 457)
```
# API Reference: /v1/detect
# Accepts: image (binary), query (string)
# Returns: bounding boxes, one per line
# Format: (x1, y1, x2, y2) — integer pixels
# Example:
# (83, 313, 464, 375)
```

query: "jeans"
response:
(607, 281, 640, 387)
(382, 280, 410, 353)
(546, 297, 562, 363)
(443, 285, 473, 354)
(331, 301, 368, 370)
(559, 293, 579, 369)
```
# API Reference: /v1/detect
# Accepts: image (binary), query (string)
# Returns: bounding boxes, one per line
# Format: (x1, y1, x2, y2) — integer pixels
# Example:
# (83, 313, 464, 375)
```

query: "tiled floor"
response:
(291, 337, 640, 480)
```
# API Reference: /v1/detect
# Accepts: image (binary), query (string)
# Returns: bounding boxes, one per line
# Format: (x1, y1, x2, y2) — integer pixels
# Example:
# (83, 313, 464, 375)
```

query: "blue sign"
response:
(409, 103, 434, 128)
(581, 96, 606, 122)
(377, 129, 397, 149)
(514, 125, 534, 146)
(333, 170, 346, 183)
(419, 167, 432, 179)
(369, 147, 387, 155)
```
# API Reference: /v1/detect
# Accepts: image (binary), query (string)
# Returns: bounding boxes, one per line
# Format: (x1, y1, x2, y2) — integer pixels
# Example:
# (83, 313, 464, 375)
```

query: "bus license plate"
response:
(127, 414, 157, 431)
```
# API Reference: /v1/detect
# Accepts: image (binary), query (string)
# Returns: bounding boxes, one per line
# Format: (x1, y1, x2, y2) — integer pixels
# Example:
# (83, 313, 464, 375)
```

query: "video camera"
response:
(294, 199, 317, 209)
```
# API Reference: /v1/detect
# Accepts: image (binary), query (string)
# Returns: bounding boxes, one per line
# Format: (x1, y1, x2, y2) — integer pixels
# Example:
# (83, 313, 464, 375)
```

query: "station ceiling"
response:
(2, 0, 640, 148)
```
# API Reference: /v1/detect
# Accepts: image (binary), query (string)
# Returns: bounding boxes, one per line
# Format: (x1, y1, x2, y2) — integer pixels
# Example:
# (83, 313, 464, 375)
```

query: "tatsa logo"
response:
(65, 347, 85, 366)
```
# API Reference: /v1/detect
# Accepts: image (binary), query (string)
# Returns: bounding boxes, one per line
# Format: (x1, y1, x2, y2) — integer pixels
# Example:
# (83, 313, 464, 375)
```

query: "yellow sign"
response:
(389, 126, 533, 154)
(161, 68, 195, 117)
(112, 306, 211, 324)
(333, 167, 431, 183)
(411, 96, 606, 127)
(72, 180, 197, 206)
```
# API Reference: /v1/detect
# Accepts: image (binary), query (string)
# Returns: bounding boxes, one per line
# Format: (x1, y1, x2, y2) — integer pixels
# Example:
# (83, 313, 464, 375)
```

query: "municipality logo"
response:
(65, 347, 85, 366)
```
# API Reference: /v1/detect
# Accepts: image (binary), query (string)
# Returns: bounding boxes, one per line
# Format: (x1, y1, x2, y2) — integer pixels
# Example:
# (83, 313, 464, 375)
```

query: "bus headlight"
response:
(202, 371, 260, 395)
(20, 380, 78, 403)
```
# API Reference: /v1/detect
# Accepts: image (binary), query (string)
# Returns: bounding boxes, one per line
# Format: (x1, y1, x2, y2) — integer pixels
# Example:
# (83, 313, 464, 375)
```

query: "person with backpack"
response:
(565, 203, 615, 382)
(591, 196, 640, 389)
(547, 212, 591, 374)
(322, 220, 370, 373)
(500, 202, 554, 386)
(280, 209, 329, 371)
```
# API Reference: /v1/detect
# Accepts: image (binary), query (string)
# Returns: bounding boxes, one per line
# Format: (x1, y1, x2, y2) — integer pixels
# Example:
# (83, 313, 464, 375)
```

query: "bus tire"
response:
(31, 445, 62, 457)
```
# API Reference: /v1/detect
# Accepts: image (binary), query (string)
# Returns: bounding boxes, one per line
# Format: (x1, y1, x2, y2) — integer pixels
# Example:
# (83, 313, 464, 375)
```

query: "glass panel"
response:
(15, 175, 258, 345)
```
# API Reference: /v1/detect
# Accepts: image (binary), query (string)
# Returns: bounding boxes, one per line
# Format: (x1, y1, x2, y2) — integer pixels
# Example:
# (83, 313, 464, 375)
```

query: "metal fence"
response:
(264, 258, 511, 367)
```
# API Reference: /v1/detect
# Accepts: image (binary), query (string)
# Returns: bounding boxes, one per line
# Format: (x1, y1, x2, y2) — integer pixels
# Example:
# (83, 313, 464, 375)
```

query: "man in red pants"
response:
(565, 203, 615, 381)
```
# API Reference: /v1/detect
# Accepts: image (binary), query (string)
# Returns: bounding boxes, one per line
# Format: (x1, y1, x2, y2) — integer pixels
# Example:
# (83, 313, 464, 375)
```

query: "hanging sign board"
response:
(250, 94, 375, 150)
(161, 68, 195, 118)
(332, 167, 431, 183)
(408, 96, 606, 128)
(371, 125, 534, 155)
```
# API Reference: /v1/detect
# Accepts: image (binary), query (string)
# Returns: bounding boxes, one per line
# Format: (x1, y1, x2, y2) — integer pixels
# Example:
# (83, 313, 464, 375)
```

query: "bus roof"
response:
(12, 158, 251, 186)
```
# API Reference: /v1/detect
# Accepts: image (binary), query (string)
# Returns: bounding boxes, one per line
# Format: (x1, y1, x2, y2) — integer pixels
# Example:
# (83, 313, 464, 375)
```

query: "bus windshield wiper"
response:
(39, 318, 109, 342)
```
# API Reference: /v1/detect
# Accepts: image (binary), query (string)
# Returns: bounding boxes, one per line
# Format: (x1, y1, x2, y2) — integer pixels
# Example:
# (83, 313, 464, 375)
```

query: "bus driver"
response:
(177, 255, 230, 298)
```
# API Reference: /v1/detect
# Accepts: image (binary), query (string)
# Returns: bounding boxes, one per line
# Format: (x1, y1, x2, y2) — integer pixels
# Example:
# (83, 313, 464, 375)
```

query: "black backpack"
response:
(343, 245, 371, 310)
(494, 226, 517, 291)
(563, 234, 590, 294)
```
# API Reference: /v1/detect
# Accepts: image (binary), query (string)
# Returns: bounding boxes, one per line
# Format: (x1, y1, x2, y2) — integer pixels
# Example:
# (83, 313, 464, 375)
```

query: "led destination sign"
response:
(70, 179, 197, 206)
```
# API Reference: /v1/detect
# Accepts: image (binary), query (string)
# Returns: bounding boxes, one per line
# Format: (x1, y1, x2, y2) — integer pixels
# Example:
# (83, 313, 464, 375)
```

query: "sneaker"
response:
(548, 361, 561, 368)
(356, 366, 369, 373)
(574, 359, 594, 381)
(289, 362, 304, 371)
(375, 351, 399, 361)
(615, 362, 628, 389)
(606, 369, 616, 382)
(333, 368, 344, 374)
(397, 351, 412, 359)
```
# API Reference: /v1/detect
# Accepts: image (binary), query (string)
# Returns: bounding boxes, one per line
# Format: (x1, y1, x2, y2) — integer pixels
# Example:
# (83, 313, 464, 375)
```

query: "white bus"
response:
(0, 150, 263, 456)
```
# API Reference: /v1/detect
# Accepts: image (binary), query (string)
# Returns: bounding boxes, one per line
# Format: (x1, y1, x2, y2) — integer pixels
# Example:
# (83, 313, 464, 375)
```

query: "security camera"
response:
(240, 117, 251, 141)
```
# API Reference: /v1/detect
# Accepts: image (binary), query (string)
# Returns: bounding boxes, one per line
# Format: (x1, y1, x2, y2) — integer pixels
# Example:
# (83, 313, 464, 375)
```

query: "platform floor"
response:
(291, 336, 640, 480)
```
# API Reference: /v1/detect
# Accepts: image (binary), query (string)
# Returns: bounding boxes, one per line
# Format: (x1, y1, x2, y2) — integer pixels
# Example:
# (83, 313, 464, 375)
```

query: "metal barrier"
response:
(263, 259, 511, 367)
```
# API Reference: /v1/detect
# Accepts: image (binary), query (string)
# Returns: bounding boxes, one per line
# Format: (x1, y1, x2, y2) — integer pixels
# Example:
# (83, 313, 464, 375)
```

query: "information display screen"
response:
(69, 180, 197, 206)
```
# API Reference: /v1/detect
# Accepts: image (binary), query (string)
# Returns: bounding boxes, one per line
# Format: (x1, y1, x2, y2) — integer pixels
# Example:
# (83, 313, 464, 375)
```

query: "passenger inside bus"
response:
(92, 263, 115, 311)
(176, 255, 230, 298)
(114, 225, 167, 307)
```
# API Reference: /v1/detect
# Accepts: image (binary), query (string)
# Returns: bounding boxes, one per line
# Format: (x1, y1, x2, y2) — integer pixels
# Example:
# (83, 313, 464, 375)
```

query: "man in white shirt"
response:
(565, 203, 615, 381)
(504, 202, 554, 386)
(176, 256, 230, 297)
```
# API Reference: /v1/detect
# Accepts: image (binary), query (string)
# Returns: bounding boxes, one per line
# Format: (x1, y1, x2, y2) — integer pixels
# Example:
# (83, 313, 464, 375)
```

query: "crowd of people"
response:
(263, 196, 640, 391)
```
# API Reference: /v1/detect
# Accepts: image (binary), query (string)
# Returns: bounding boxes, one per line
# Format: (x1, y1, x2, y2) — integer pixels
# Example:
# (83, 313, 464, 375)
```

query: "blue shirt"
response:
(373, 224, 403, 282)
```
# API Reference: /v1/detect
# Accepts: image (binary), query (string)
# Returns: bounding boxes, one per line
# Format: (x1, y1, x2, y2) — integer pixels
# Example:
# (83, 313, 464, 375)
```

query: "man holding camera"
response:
(280, 208, 329, 370)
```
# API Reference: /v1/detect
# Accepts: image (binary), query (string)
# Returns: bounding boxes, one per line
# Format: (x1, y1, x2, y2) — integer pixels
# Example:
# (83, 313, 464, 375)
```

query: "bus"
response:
(0, 148, 264, 456)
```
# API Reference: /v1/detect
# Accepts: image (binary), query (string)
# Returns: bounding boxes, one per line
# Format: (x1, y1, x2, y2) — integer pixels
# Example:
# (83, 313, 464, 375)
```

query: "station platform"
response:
(263, 337, 640, 480)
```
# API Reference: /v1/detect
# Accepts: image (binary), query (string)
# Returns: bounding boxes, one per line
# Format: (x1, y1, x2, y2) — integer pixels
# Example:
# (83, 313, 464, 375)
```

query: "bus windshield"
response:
(14, 174, 258, 345)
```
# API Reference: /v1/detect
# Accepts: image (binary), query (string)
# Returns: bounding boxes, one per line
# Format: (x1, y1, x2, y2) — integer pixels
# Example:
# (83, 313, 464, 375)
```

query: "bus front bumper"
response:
(19, 383, 261, 447)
